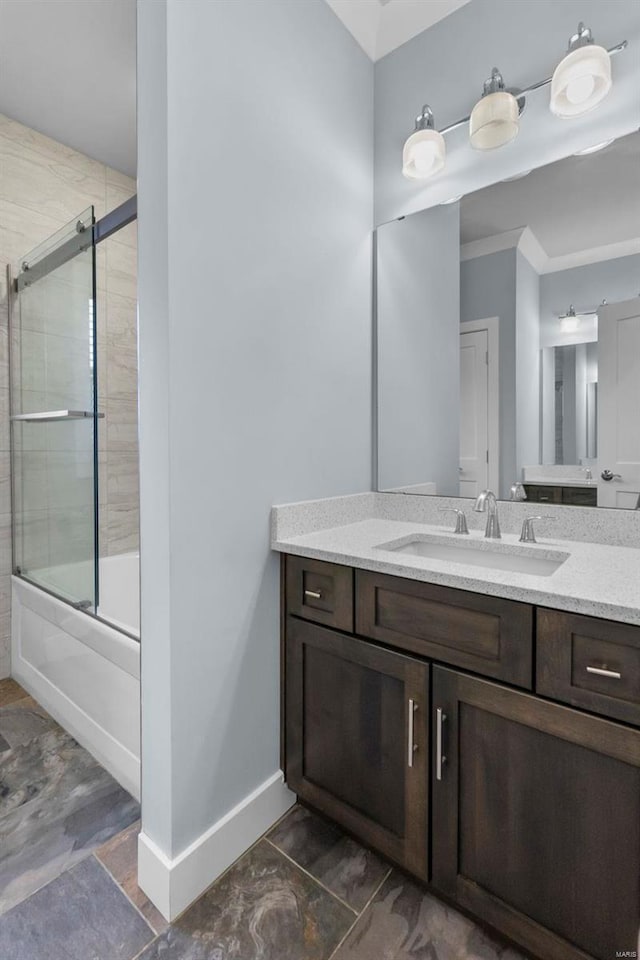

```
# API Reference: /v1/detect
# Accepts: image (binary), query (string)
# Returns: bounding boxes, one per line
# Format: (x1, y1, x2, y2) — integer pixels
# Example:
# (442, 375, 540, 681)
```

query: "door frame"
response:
(460, 317, 500, 494)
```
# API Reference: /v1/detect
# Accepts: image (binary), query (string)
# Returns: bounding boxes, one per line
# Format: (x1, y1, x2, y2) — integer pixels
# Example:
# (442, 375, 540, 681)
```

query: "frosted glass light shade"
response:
(402, 128, 446, 180)
(469, 91, 519, 150)
(550, 45, 611, 118)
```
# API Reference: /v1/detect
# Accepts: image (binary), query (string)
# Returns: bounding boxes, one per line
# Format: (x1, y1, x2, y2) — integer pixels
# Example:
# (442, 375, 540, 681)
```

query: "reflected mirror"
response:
(376, 130, 640, 508)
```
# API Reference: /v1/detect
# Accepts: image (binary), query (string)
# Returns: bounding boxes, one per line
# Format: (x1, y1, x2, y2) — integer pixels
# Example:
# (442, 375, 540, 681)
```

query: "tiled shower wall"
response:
(0, 113, 138, 677)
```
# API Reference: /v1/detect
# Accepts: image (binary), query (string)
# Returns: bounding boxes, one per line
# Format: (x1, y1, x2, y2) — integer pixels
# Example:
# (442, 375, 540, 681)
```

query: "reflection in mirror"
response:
(376, 130, 640, 508)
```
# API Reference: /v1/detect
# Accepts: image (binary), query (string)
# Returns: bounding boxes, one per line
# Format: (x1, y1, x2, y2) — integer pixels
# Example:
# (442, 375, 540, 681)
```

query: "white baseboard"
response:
(138, 770, 295, 921)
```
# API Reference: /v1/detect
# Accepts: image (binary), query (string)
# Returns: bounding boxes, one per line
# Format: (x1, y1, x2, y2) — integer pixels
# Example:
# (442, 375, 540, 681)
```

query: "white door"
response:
(597, 298, 640, 508)
(459, 329, 488, 497)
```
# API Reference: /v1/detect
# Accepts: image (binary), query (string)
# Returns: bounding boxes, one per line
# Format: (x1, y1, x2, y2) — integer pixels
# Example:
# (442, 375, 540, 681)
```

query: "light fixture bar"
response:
(435, 40, 627, 137)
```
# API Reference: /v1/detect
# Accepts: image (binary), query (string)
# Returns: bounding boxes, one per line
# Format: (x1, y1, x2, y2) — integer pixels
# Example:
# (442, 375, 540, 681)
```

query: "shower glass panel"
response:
(11, 208, 99, 611)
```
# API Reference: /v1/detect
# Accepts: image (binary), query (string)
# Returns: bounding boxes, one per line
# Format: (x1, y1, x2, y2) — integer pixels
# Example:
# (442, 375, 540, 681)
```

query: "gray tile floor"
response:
(0, 678, 527, 960)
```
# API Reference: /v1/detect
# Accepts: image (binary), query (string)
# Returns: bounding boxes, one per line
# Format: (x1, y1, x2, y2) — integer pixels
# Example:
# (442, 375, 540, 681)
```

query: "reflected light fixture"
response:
(559, 305, 581, 333)
(558, 304, 599, 333)
(470, 69, 520, 150)
(402, 105, 446, 180)
(550, 23, 612, 118)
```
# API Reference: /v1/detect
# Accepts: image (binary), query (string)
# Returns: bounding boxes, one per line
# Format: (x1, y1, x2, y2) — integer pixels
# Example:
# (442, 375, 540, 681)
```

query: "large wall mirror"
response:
(376, 129, 640, 508)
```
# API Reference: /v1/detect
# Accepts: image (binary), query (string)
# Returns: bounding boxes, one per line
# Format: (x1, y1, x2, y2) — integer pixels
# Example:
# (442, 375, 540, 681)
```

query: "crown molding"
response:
(325, 0, 472, 62)
(461, 227, 640, 275)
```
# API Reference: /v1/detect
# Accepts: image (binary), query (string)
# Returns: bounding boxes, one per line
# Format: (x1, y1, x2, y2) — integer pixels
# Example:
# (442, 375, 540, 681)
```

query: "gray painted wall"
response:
(516, 251, 541, 474)
(377, 204, 460, 493)
(460, 249, 517, 497)
(138, 0, 372, 859)
(540, 254, 640, 347)
(374, 0, 640, 225)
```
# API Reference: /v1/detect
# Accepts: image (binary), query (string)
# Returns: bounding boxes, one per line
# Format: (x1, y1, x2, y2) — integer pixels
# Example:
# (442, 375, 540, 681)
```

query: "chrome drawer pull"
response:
(436, 707, 447, 781)
(586, 665, 622, 679)
(407, 699, 418, 767)
(304, 589, 322, 600)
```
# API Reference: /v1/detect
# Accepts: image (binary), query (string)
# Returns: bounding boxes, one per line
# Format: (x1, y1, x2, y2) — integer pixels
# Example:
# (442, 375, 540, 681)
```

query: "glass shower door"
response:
(11, 208, 99, 611)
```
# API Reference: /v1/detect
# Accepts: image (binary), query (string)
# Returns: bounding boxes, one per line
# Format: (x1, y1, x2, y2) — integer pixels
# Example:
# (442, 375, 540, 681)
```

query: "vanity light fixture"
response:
(402, 105, 446, 180)
(401, 24, 627, 180)
(502, 169, 532, 181)
(470, 69, 520, 151)
(550, 23, 612, 118)
(573, 138, 615, 155)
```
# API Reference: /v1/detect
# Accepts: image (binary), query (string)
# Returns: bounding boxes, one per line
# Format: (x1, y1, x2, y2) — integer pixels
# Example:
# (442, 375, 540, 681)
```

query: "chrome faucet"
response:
(474, 489, 501, 539)
(510, 481, 527, 501)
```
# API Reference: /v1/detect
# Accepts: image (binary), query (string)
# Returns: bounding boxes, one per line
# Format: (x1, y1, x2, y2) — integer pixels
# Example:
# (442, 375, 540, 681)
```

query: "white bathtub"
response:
(99, 552, 140, 637)
(11, 554, 140, 799)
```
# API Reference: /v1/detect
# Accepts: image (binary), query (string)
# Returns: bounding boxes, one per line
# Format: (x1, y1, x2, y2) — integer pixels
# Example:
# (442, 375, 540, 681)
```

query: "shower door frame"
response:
(8, 195, 137, 621)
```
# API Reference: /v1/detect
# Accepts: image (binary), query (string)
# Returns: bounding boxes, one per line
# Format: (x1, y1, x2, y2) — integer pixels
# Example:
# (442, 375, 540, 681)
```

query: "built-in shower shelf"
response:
(10, 410, 105, 422)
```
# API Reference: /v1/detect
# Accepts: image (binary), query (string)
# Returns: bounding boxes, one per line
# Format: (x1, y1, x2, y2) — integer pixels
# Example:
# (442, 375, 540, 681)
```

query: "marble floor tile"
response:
(0, 679, 28, 708)
(96, 820, 168, 935)
(137, 839, 354, 960)
(0, 733, 9, 753)
(0, 694, 58, 750)
(331, 871, 526, 960)
(268, 805, 390, 912)
(0, 725, 139, 914)
(0, 854, 154, 960)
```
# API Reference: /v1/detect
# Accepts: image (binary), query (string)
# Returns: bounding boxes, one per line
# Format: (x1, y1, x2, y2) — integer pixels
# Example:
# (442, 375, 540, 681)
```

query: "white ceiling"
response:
(0, 0, 137, 176)
(325, 0, 472, 61)
(460, 132, 640, 262)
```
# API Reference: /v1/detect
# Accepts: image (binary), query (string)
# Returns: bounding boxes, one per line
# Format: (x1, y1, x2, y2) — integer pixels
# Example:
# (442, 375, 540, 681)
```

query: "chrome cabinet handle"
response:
(407, 699, 418, 767)
(436, 707, 447, 781)
(586, 665, 622, 679)
(304, 589, 322, 600)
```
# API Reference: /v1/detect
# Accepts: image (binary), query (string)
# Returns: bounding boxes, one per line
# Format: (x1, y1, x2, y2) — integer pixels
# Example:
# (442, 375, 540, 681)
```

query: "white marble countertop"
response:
(272, 498, 640, 625)
(525, 477, 597, 488)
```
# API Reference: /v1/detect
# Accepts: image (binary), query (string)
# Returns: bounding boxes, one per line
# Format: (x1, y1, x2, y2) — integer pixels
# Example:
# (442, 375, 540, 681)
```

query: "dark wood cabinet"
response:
(524, 483, 597, 506)
(523, 483, 563, 503)
(281, 554, 640, 960)
(431, 665, 640, 960)
(286, 555, 354, 632)
(537, 608, 640, 726)
(285, 616, 429, 879)
(356, 570, 533, 687)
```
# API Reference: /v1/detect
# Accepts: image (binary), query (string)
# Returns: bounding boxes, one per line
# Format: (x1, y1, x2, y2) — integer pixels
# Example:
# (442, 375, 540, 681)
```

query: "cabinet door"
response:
(286, 617, 429, 880)
(432, 665, 640, 960)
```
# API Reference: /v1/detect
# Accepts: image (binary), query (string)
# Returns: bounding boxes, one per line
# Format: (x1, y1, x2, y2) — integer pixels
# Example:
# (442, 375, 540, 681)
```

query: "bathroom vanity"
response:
(523, 482, 598, 506)
(274, 496, 640, 960)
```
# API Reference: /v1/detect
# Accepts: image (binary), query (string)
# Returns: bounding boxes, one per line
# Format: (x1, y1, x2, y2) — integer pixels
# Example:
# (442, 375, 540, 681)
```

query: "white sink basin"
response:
(377, 535, 569, 577)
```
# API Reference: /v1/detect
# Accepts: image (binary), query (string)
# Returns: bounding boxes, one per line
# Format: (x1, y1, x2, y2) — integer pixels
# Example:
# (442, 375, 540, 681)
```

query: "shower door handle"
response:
(10, 410, 105, 422)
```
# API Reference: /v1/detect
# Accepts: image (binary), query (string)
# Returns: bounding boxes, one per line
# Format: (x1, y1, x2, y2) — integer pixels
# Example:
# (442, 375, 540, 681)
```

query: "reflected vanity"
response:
(376, 130, 640, 508)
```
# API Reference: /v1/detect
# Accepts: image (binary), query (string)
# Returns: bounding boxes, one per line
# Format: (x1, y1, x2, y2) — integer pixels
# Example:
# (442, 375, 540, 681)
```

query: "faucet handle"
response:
(439, 508, 469, 535)
(520, 515, 556, 544)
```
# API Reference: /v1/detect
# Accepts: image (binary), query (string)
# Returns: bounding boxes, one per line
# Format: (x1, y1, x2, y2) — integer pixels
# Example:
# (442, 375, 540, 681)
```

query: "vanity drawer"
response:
(523, 484, 562, 504)
(356, 571, 533, 687)
(286, 555, 354, 632)
(537, 609, 640, 726)
(561, 486, 597, 506)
